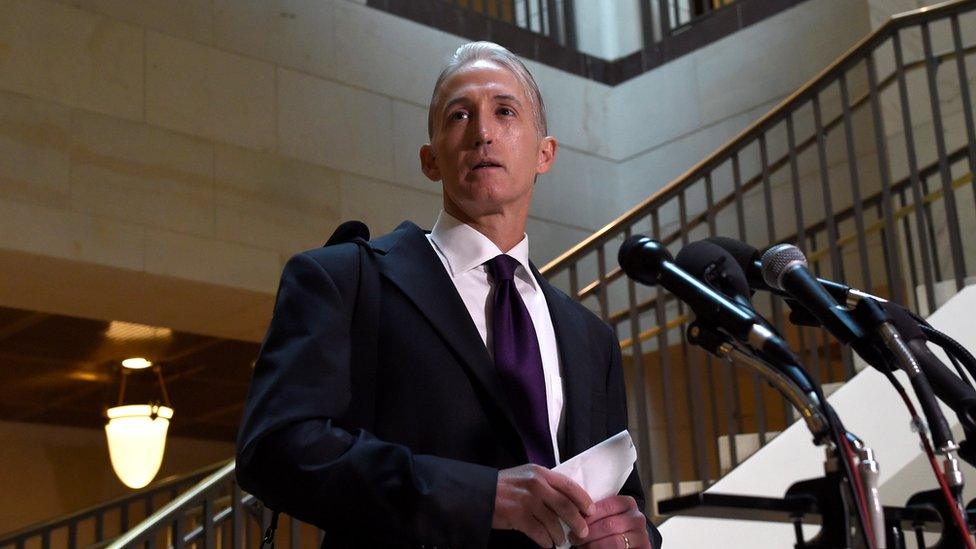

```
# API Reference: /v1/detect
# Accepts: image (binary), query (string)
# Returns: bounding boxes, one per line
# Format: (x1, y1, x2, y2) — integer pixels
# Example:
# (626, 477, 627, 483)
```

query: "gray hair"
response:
(427, 41, 548, 139)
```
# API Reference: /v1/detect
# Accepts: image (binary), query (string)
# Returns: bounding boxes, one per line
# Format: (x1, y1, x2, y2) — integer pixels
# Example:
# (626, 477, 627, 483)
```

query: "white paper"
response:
(551, 430, 637, 549)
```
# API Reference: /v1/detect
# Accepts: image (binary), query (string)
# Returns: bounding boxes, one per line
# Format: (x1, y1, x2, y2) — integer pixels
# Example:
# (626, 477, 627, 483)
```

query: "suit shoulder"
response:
(287, 221, 419, 276)
(290, 243, 361, 277)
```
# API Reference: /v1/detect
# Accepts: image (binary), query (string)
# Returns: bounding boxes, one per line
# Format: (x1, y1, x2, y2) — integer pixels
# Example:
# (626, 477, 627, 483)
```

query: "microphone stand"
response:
(850, 299, 974, 547)
(687, 321, 884, 548)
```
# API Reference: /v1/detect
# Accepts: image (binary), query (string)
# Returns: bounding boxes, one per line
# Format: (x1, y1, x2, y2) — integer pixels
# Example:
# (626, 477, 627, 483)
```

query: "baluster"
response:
(652, 210, 682, 498)
(812, 94, 855, 378)
(866, 49, 906, 304)
(758, 133, 793, 423)
(921, 22, 967, 289)
(677, 190, 709, 490)
(733, 153, 768, 446)
(950, 15, 976, 196)
(623, 225, 656, 500)
(232, 485, 244, 549)
(596, 245, 610, 321)
(838, 72, 873, 294)
(203, 496, 215, 549)
(173, 515, 185, 549)
(892, 32, 937, 314)
(563, 0, 577, 49)
(704, 173, 733, 477)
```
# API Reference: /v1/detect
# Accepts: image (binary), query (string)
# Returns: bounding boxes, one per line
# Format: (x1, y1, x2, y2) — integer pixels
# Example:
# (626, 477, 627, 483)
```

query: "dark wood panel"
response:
(0, 305, 259, 441)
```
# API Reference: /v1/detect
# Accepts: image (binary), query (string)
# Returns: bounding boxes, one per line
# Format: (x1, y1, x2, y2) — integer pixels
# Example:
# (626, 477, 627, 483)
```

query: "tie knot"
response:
(487, 254, 520, 282)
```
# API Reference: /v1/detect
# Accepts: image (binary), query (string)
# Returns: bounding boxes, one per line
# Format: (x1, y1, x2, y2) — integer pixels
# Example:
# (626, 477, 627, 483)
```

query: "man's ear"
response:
(535, 136, 558, 175)
(419, 144, 442, 182)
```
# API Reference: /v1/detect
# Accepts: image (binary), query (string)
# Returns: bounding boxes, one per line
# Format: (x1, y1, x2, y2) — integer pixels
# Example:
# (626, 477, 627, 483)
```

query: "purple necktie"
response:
(487, 254, 555, 468)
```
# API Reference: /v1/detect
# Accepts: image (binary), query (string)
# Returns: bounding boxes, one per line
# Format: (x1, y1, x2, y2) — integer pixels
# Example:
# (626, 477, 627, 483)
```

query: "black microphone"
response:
(760, 244, 891, 371)
(619, 236, 816, 395)
(674, 240, 755, 314)
(760, 244, 869, 345)
(705, 236, 882, 306)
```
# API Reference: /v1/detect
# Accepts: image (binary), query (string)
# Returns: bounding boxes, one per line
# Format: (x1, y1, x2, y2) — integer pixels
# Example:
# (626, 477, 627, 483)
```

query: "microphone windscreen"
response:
(675, 240, 751, 298)
(703, 236, 760, 272)
(618, 235, 670, 285)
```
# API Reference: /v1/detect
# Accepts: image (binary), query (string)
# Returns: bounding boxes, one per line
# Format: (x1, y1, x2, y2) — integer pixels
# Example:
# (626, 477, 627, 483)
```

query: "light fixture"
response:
(105, 361, 174, 489)
(121, 357, 152, 370)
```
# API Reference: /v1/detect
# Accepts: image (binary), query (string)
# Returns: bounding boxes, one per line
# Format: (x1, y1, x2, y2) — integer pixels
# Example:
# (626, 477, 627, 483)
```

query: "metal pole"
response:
(866, 50, 906, 304)
(704, 172, 738, 473)
(893, 32, 937, 313)
(652, 210, 682, 498)
(950, 15, 976, 184)
(921, 22, 967, 289)
(838, 72, 874, 293)
(812, 94, 855, 378)
(678, 189, 710, 489)
(733, 152, 768, 445)
(623, 226, 656, 502)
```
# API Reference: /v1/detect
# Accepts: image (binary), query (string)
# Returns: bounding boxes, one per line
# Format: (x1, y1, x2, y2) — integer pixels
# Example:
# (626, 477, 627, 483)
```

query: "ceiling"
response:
(0, 305, 260, 441)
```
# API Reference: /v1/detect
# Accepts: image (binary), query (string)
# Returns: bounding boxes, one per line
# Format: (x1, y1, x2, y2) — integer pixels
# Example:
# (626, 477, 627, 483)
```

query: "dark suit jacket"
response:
(237, 221, 661, 548)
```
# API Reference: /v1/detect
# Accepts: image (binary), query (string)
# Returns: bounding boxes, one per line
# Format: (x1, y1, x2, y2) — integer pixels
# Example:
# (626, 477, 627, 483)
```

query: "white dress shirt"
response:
(426, 210, 564, 464)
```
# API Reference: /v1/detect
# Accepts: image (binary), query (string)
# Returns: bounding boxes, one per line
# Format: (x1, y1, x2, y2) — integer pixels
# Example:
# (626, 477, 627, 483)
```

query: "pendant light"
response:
(105, 359, 174, 489)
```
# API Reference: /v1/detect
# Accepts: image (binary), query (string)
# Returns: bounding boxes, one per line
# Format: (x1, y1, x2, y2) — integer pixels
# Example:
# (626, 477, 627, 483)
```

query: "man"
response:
(237, 41, 661, 548)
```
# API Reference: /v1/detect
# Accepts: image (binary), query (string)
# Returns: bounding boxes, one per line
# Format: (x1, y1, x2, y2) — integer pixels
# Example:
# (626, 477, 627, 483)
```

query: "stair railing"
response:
(539, 0, 976, 518)
(105, 460, 319, 549)
(0, 460, 230, 549)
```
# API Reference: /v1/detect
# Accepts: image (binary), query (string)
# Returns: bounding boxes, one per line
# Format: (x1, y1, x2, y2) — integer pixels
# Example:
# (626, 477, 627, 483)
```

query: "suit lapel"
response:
(375, 222, 524, 456)
(532, 264, 594, 459)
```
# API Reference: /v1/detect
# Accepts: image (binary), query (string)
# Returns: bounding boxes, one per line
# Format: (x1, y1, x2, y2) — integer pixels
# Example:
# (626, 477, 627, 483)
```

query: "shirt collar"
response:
(429, 210, 537, 289)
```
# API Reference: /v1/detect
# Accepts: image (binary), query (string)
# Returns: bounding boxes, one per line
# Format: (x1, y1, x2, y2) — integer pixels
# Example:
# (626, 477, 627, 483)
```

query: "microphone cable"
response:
(922, 324, 976, 387)
(878, 367, 976, 548)
(904, 308, 976, 387)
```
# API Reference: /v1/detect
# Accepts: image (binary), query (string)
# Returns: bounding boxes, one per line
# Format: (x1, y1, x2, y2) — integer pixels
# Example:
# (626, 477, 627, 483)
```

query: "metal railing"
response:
(368, 0, 809, 85)
(1, 459, 317, 549)
(107, 461, 318, 549)
(539, 0, 976, 519)
(0, 461, 225, 549)
(447, 0, 578, 48)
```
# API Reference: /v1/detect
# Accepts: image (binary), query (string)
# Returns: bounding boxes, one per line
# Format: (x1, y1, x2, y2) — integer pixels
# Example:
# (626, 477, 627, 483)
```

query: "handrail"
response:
(576, 141, 971, 314)
(0, 459, 226, 543)
(107, 459, 236, 548)
(613, 171, 974, 353)
(540, 0, 975, 277)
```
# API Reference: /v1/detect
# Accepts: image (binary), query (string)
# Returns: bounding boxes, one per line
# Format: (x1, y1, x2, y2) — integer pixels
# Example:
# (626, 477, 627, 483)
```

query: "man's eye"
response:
(498, 107, 515, 116)
(449, 111, 468, 120)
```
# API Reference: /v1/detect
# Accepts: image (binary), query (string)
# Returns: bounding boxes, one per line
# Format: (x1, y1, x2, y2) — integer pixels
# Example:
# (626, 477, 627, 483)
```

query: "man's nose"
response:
(472, 124, 492, 147)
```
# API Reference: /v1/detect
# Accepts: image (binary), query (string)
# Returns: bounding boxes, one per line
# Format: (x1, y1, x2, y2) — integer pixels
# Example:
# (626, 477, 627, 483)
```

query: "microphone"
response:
(760, 244, 891, 371)
(674, 240, 755, 314)
(619, 236, 816, 396)
(760, 244, 871, 346)
(705, 236, 884, 307)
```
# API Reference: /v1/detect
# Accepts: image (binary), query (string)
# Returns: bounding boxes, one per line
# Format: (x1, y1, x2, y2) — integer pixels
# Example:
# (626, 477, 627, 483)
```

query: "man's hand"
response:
(492, 464, 595, 547)
(569, 495, 652, 548)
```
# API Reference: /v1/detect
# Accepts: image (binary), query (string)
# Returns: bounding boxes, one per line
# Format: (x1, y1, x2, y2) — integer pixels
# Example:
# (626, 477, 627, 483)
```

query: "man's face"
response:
(420, 60, 556, 220)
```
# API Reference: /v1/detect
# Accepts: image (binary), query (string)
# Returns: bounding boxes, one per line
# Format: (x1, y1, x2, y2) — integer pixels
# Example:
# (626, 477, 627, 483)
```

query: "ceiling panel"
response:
(0, 305, 260, 441)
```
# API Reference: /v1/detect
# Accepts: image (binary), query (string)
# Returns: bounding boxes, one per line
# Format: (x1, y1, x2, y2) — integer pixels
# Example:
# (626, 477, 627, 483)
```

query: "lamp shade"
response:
(105, 404, 174, 489)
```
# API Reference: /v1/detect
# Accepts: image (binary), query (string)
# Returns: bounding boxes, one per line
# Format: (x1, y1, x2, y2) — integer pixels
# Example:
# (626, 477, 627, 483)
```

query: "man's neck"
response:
(443, 203, 527, 253)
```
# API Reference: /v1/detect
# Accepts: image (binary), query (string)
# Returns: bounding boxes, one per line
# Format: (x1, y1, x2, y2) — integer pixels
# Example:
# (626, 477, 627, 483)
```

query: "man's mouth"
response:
(471, 160, 503, 171)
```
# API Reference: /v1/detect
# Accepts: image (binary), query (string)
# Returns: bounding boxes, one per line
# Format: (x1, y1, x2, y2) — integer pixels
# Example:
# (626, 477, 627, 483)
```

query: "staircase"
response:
(536, 0, 976, 525)
(3, 0, 975, 547)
